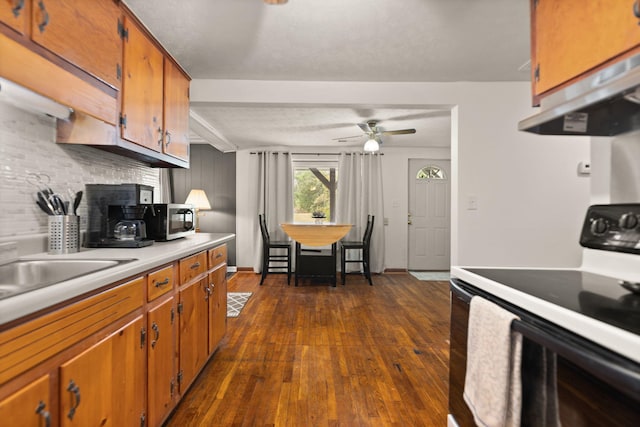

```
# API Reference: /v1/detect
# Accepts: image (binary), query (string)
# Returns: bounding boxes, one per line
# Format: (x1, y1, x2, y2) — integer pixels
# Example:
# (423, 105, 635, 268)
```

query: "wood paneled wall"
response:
(172, 145, 236, 265)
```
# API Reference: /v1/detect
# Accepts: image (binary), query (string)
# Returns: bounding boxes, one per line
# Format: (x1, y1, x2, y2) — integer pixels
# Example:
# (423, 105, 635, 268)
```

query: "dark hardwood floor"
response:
(165, 272, 451, 426)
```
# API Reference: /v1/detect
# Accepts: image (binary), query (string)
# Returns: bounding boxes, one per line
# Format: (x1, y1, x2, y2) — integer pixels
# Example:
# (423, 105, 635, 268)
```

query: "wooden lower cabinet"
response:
(178, 277, 209, 393)
(60, 315, 145, 427)
(148, 297, 177, 427)
(0, 374, 51, 427)
(208, 264, 227, 354)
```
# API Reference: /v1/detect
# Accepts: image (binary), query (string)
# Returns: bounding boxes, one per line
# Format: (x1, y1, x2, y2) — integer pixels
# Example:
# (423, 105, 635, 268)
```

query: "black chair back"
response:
(259, 214, 270, 243)
(363, 215, 374, 247)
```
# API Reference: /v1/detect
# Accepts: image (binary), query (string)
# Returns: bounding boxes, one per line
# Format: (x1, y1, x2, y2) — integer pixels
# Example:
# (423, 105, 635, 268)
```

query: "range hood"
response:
(519, 53, 640, 136)
(0, 77, 72, 120)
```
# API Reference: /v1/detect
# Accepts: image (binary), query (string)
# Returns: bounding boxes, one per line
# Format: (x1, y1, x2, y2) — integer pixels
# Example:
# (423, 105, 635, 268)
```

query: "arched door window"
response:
(416, 165, 446, 180)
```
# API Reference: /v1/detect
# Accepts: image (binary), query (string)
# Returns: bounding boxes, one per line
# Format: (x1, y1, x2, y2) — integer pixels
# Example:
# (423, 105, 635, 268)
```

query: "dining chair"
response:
(340, 215, 374, 286)
(258, 214, 292, 285)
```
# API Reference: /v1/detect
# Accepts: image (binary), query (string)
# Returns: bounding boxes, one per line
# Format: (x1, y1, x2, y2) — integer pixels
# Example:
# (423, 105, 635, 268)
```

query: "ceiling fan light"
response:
(363, 138, 379, 152)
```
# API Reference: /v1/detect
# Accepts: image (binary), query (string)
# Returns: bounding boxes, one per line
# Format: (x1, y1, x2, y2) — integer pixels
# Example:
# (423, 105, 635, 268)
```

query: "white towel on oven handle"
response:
(463, 296, 523, 427)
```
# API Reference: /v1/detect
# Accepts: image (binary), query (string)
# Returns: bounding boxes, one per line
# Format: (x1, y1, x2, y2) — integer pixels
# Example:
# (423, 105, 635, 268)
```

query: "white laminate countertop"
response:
(451, 266, 640, 364)
(0, 233, 235, 326)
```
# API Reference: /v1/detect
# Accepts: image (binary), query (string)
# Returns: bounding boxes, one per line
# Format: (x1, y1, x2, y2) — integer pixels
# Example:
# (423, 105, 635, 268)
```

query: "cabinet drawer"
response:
(0, 277, 143, 385)
(148, 264, 175, 301)
(208, 244, 227, 269)
(179, 252, 207, 284)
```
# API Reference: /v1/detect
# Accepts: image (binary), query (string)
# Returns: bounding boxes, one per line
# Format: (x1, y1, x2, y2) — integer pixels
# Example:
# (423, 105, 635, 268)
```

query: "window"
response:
(293, 162, 338, 223)
(416, 165, 445, 180)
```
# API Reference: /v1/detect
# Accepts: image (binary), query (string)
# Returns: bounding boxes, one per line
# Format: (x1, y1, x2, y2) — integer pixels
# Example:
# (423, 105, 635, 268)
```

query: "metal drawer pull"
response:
(37, 0, 49, 33)
(66, 380, 81, 420)
(190, 262, 201, 270)
(155, 277, 170, 287)
(151, 322, 160, 348)
(216, 253, 223, 258)
(35, 401, 51, 427)
(12, 0, 24, 17)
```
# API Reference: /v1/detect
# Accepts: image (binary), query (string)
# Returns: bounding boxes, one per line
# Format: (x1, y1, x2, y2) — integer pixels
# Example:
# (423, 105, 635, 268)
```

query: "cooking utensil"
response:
(73, 191, 82, 215)
(37, 191, 55, 215)
(36, 198, 53, 215)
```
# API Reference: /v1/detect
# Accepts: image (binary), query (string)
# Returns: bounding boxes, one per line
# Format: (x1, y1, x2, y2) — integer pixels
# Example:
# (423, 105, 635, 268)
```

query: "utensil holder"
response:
(48, 215, 80, 255)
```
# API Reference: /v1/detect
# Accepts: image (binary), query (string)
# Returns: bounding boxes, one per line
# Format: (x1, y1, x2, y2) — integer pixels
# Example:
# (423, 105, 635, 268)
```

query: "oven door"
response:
(449, 279, 640, 427)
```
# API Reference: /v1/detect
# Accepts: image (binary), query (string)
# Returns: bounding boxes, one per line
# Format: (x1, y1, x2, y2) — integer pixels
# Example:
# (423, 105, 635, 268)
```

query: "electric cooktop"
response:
(465, 268, 640, 335)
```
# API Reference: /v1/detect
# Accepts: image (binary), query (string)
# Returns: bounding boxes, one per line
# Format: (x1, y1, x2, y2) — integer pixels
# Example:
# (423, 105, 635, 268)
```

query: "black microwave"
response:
(144, 204, 195, 241)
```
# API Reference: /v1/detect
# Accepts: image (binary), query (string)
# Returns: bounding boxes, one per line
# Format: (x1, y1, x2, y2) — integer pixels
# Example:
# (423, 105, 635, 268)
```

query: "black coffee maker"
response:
(85, 184, 155, 248)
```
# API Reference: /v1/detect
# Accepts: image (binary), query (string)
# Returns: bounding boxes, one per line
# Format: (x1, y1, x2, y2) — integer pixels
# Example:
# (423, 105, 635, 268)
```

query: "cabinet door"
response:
(30, 0, 122, 89)
(533, 0, 640, 97)
(0, 0, 27, 34)
(208, 264, 227, 354)
(121, 14, 164, 151)
(148, 297, 177, 427)
(0, 375, 51, 427)
(163, 59, 190, 161)
(60, 316, 145, 427)
(178, 278, 209, 393)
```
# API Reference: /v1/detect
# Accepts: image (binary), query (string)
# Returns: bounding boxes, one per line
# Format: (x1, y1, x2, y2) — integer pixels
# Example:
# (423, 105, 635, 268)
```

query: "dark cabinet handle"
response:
(35, 401, 51, 427)
(190, 262, 201, 270)
(66, 380, 81, 420)
(11, 0, 24, 17)
(151, 322, 160, 348)
(155, 277, 170, 287)
(165, 130, 172, 146)
(635, 0, 640, 19)
(37, 1, 49, 33)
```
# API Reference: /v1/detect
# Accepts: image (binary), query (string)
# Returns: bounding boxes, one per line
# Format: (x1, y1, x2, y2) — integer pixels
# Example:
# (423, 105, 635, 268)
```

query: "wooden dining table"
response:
(280, 223, 352, 286)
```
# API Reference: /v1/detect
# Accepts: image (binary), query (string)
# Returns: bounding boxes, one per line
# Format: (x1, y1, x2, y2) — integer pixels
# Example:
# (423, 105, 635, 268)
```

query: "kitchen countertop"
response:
(0, 233, 235, 326)
(451, 266, 640, 364)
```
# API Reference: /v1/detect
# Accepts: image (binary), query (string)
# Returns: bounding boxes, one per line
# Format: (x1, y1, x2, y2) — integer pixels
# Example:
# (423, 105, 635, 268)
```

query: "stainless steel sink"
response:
(0, 259, 135, 300)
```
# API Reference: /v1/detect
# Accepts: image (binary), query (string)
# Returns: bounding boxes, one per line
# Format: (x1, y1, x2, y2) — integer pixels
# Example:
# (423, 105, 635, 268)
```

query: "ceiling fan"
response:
(334, 120, 416, 152)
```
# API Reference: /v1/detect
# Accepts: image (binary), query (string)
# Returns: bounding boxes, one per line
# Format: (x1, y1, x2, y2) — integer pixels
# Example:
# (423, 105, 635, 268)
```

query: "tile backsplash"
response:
(0, 103, 160, 238)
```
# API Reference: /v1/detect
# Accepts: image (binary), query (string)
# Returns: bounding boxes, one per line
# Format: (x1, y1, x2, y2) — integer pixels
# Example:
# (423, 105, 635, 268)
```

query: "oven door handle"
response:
(450, 279, 640, 402)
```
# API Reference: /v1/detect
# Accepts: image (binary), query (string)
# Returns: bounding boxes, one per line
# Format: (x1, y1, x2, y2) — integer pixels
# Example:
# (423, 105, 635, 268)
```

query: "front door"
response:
(408, 159, 451, 270)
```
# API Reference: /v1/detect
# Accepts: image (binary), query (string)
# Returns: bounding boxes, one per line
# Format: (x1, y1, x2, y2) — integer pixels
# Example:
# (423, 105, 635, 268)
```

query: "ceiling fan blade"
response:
(332, 134, 364, 141)
(381, 128, 416, 136)
(357, 122, 372, 133)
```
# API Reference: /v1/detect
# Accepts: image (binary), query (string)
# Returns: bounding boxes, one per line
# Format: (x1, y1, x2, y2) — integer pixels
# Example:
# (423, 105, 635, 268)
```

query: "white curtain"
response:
(158, 169, 172, 203)
(336, 153, 385, 273)
(252, 151, 293, 273)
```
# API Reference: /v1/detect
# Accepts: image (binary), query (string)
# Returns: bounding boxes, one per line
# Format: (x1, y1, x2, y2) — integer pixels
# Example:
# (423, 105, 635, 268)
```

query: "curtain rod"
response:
(249, 152, 383, 156)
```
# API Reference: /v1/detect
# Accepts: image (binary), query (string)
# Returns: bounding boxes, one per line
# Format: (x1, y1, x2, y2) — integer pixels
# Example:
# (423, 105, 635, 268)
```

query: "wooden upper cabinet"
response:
(121, 14, 164, 152)
(0, 0, 28, 34)
(30, 0, 122, 89)
(0, 375, 51, 427)
(532, 0, 640, 99)
(163, 59, 191, 161)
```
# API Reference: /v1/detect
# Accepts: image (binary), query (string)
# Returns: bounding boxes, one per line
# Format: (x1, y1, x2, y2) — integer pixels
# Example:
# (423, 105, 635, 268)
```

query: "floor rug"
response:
(227, 292, 253, 317)
(409, 271, 451, 281)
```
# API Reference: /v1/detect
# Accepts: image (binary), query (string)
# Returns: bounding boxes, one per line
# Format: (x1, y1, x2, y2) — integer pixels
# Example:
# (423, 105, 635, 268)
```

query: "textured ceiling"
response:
(124, 0, 531, 151)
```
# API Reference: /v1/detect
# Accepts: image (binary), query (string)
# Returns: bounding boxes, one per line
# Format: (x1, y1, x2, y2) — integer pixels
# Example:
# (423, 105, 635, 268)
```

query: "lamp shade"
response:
(363, 137, 379, 152)
(185, 189, 211, 210)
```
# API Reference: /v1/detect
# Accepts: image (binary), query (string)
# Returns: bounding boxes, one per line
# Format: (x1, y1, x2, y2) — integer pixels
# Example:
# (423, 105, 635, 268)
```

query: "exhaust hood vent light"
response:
(0, 78, 72, 120)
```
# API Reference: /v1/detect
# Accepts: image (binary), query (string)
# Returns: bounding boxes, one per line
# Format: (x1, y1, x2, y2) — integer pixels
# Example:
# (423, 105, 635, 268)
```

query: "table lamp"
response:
(185, 189, 211, 232)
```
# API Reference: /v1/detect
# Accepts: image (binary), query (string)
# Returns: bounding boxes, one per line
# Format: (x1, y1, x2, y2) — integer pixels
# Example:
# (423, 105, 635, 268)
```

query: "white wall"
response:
(193, 79, 591, 269)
